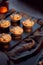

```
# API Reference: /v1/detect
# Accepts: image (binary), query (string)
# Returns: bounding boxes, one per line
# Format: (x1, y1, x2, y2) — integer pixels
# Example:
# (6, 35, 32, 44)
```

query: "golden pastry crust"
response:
(0, 33, 11, 43)
(10, 26, 23, 35)
(0, 20, 11, 28)
(22, 19, 34, 28)
(10, 14, 22, 22)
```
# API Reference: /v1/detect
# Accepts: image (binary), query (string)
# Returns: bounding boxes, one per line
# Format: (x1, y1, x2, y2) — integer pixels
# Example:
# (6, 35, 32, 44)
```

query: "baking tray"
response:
(0, 8, 43, 61)
(0, 9, 41, 51)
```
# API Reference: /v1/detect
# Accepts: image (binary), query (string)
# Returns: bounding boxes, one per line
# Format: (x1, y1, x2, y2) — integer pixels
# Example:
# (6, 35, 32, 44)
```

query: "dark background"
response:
(9, 0, 43, 18)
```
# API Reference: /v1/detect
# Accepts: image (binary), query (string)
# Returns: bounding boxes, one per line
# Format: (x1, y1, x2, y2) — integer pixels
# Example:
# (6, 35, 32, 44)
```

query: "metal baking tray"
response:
(0, 9, 41, 51)
(0, 9, 43, 61)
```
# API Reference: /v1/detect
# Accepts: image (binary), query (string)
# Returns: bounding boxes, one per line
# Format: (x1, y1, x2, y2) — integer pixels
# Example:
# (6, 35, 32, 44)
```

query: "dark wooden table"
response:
(0, 0, 43, 65)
